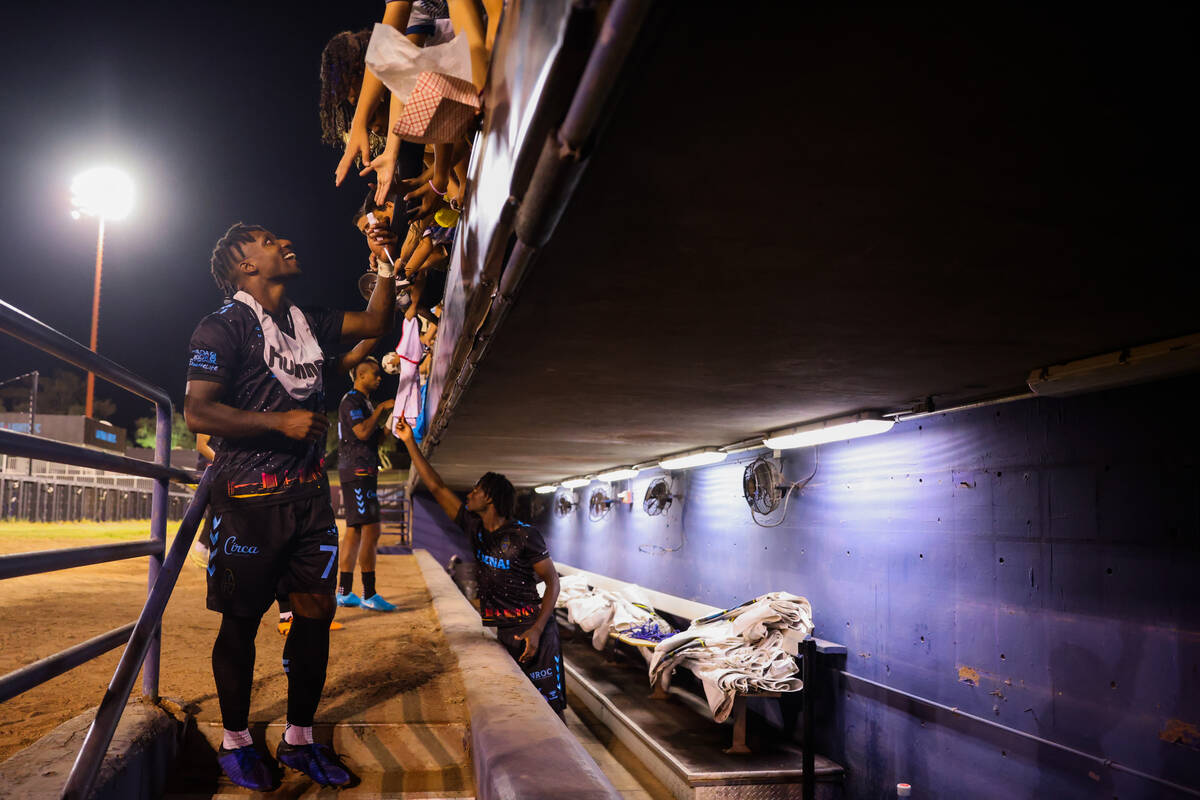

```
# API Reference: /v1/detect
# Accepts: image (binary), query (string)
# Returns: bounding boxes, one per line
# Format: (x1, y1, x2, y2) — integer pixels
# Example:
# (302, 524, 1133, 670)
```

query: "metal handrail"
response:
(0, 540, 162, 580)
(0, 428, 193, 484)
(0, 298, 186, 799)
(0, 623, 136, 704)
(0, 299, 173, 408)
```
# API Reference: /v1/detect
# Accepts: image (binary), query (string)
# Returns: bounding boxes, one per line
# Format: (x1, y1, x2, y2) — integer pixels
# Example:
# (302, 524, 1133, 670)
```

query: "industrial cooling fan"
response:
(588, 488, 616, 521)
(553, 492, 578, 518)
(642, 478, 674, 516)
(743, 456, 787, 515)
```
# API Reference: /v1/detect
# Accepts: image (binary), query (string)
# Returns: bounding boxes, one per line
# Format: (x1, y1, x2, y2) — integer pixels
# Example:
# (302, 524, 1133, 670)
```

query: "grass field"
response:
(0, 520, 155, 548)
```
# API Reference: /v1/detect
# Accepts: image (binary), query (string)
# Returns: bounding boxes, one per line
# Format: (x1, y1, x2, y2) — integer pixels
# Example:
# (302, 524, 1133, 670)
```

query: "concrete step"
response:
(165, 720, 473, 798)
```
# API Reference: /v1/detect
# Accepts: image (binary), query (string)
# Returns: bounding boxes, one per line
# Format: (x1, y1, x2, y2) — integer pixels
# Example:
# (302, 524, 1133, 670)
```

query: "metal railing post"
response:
(142, 400, 171, 699)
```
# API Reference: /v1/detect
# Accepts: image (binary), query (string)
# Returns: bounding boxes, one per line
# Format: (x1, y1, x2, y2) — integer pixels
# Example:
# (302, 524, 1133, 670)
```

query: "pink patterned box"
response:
(393, 71, 480, 144)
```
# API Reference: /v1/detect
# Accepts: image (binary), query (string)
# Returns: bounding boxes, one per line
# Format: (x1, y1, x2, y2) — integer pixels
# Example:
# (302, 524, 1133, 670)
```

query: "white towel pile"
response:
(647, 592, 814, 722)
(546, 574, 671, 650)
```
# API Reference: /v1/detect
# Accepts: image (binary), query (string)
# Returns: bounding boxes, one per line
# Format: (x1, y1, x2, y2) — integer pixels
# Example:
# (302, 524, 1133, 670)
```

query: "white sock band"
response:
(284, 723, 314, 745)
(222, 728, 253, 749)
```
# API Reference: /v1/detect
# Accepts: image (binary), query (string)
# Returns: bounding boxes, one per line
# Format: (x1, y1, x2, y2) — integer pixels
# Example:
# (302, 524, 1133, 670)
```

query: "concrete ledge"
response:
(0, 697, 185, 800)
(415, 549, 621, 800)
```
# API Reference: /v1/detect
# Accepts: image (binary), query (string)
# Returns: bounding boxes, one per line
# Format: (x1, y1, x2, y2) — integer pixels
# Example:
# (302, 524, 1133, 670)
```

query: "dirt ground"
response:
(0, 520, 463, 762)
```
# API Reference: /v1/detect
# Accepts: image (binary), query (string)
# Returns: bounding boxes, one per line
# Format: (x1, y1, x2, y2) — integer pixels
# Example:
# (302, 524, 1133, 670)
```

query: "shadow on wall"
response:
(533, 374, 1200, 799)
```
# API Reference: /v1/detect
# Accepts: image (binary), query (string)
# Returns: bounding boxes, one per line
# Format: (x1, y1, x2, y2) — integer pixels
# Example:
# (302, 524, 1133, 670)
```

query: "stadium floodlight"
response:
(70, 166, 135, 221)
(70, 166, 135, 418)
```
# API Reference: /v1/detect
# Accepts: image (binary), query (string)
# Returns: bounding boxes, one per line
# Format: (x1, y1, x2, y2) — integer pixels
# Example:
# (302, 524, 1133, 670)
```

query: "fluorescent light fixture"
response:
(659, 448, 726, 471)
(70, 166, 135, 221)
(597, 467, 639, 482)
(534, 484, 557, 494)
(1027, 333, 1200, 397)
(763, 412, 894, 450)
(560, 477, 590, 489)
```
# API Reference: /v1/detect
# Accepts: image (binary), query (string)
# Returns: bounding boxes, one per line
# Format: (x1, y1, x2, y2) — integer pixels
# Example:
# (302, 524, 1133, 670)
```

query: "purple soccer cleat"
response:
(276, 739, 355, 786)
(216, 744, 278, 791)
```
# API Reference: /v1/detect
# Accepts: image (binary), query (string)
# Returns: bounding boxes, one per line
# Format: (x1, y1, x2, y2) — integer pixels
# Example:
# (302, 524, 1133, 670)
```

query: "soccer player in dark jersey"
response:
(392, 415, 566, 715)
(184, 221, 395, 790)
(335, 356, 396, 611)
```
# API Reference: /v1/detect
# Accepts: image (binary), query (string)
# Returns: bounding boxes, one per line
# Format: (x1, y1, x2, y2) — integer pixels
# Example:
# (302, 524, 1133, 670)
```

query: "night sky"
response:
(0, 1, 393, 431)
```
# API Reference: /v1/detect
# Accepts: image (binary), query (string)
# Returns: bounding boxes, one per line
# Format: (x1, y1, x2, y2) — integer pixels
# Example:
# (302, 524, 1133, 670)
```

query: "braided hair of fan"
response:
(744, 452, 818, 527)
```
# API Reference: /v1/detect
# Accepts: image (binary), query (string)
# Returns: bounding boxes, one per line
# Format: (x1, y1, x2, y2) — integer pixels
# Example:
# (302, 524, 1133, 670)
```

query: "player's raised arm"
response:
(340, 221, 397, 342)
(393, 414, 461, 520)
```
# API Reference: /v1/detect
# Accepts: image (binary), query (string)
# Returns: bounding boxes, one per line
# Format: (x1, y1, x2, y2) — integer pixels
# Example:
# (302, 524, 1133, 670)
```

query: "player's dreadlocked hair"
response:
(319, 30, 373, 149)
(210, 223, 263, 298)
(476, 472, 517, 520)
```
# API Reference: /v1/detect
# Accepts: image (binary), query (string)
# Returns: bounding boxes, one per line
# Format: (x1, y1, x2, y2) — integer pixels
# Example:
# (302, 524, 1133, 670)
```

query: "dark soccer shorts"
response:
(496, 619, 566, 713)
(205, 494, 340, 617)
(340, 477, 380, 526)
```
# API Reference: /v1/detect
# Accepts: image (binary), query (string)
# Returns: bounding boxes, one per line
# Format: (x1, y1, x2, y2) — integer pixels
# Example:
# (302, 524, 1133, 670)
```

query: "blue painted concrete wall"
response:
(520, 376, 1200, 799)
(411, 490, 473, 570)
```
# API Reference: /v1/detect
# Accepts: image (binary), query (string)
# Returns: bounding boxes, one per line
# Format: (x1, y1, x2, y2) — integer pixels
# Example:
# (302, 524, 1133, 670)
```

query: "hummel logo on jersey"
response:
(223, 537, 259, 556)
(268, 346, 323, 379)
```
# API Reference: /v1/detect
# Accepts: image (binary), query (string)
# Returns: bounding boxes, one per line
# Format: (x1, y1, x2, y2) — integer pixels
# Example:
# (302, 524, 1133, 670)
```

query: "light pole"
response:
(70, 167, 134, 418)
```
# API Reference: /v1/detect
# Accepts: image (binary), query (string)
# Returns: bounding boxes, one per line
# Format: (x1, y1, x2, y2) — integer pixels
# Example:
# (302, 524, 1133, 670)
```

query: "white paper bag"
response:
(365, 23, 473, 103)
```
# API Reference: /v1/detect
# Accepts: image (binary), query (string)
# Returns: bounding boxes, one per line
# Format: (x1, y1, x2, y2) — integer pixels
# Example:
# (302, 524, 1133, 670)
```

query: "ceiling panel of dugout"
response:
(426, 6, 1198, 489)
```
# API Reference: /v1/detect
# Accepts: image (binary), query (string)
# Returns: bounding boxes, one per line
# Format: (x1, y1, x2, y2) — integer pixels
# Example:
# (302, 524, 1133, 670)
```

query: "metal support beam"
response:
(801, 638, 816, 800)
(143, 399, 171, 698)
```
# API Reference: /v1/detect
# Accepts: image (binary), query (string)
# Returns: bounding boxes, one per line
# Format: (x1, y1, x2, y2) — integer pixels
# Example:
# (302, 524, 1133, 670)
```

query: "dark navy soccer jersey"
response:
(186, 299, 344, 510)
(455, 507, 550, 625)
(337, 389, 380, 480)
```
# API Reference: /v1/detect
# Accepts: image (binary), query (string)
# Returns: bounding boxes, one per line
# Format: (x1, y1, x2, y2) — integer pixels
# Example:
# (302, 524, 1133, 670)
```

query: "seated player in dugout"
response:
(184, 221, 396, 790)
(392, 415, 566, 717)
(335, 356, 396, 611)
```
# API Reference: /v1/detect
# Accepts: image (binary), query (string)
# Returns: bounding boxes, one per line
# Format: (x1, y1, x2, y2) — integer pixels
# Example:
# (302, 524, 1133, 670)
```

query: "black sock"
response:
(282, 615, 330, 727)
(339, 571, 353, 595)
(361, 571, 376, 599)
(212, 614, 259, 733)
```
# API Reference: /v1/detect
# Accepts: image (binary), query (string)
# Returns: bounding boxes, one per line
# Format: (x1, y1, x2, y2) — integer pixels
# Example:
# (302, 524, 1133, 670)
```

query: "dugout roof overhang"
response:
(422, 5, 1198, 490)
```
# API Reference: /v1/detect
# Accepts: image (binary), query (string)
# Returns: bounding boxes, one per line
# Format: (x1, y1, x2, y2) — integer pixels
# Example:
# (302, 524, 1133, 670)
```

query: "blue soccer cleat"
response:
(360, 593, 397, 612)
(276, 739, 355, 787)
(336, 591, 362, 607)
(217, 744, 278, 791)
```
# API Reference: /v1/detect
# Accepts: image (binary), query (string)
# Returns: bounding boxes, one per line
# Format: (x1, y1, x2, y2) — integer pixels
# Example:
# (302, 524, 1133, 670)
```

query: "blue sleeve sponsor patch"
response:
(188, 349, 220, 372)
